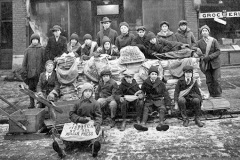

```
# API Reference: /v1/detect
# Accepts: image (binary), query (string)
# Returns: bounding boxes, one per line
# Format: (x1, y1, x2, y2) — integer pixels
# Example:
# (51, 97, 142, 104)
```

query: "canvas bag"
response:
(60, 121, 101, 142)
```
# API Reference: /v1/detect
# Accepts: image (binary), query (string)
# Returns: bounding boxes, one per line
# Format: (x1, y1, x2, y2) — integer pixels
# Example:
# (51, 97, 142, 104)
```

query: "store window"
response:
(199, 0, 240, 47)
(1, 2, 12, 49)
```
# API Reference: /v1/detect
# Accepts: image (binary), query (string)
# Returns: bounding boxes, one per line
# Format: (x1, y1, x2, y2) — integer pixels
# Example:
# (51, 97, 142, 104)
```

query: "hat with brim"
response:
(136, 26, 146, 32)
(50, 25, 62, 31)
(101, 17, 112, 23)
(183, 65, 193, 73)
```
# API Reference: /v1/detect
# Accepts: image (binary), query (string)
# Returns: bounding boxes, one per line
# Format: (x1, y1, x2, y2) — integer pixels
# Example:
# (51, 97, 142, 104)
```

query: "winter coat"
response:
(174, 76, 202, 102)
(193, 38, 221, 69)
(81, 41, 98, 60)
(96, 78, 118, 99)
(99, 44, 119, 56)
(115, 33, 135, 50)
(67, 42, 81, 57)
(36, 71, 60, 95)
(131, 33, 152, 58)
(22, 43, 45, 79)
(114, 78, 140, 101)
(148, 38, 182, 54)
(157, 30, 175, 41)
(174, 27, 196, 47)
(69, 97, 102, 126)
(45, 35, 67, 61)
(141, 77, 171, 106)
(96, 28, 118, 46)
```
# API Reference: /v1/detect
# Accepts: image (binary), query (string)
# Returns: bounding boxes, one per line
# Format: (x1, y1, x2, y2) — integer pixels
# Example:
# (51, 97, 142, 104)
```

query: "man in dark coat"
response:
(115, 22, 135, 50)
(174, 65, 203, 127)
(45, 25, 67, 61)
(134, 66, 171, 132)
(131, 26, 152, 58)
(96, 17, 118, 46)
(37, 60, 60, 107)
(114, 70, 144, 131)
(174, 20, 196, 48)
(192, 25, 222, 97)
(22, 33, 45, 108)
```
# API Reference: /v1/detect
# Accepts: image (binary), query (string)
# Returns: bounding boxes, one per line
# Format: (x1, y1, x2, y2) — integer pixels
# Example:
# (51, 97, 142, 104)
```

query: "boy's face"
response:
(184, 72, 192, 79)
(125, 76, 133, 84)
(102, 75, 110, 83)
(180, 25, 187, 31)
(161, 24, 169, 32)
(85, 39, 92, 45)
(46, 64, 54, 73)
(137, 30, 145, 38)
(32, 39, 39, 45)
(70, 39, 77, 46)
(150, 38, 157, 44)
(149, 72, 158, 81)
(53, 29, 61, 37)
(201, 29, 209, 38)
(120, 26, 128, 34)
(103, 22, 111, 30)
(104, 42, 111, 50)
(82, 89, 92, 99)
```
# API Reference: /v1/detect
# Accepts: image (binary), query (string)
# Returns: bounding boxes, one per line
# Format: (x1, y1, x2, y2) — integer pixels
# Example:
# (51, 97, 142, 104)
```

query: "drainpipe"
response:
(193, 0, 201, 39)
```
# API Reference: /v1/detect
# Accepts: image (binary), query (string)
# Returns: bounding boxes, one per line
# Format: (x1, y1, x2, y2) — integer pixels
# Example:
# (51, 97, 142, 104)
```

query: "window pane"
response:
(1, 22, 13, 49)
(1, 2, 12, 20)
(97, 5, 119, 15)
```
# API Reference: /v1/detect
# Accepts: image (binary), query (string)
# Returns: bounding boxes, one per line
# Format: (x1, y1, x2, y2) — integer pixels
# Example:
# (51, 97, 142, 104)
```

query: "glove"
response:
(37, 92, 44, 97)
(77, 117, 89, 124)
(95, 124, 101, 135)
(120, 97, 125, 103)
(47, 92, 55, 101)
(203, 56, 211, 62)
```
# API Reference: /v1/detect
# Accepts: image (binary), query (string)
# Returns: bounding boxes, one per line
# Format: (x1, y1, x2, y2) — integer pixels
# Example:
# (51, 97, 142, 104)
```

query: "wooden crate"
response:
(50, 100, 79, 125)
(9, 108, 45, 133)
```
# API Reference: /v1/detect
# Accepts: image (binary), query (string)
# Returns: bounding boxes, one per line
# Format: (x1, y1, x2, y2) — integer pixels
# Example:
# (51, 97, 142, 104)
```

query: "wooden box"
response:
(9, 108, 45, 133)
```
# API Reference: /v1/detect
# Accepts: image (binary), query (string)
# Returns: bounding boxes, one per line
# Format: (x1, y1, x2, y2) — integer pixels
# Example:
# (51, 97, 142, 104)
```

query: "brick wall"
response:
(184, 0, 199, 39)
(12, 0, 27, 69)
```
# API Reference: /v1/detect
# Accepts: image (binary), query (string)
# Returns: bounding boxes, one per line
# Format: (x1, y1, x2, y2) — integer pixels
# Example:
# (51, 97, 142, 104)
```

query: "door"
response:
(0, 0, 13, 69)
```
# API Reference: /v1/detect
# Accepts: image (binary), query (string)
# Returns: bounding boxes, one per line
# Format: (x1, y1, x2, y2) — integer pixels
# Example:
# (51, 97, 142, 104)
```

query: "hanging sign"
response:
(199, 11, 240, 19)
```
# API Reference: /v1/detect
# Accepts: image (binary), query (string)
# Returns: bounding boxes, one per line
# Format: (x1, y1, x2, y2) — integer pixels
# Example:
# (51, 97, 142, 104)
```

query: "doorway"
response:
(0, 0, 12, 69)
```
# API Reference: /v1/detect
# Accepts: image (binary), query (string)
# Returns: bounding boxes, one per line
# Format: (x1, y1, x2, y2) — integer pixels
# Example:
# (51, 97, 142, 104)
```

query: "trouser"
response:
(205, 65, 222, 97)
(97, 98, 117, 119)
(120, 99, 144, 120)
(178, 97, 201, 119)
(142, 99, 166, 124)
(28, 77, 39, 108)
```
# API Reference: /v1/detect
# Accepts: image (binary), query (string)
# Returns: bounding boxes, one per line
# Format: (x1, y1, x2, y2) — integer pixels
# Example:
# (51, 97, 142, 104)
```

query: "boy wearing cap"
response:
(157, 21, 175, 41)
(96, 69, 118, 128)
(134, 66, 171, 131)
(67, 33, 81, 57)
(97, 36, 119, 58)
(174, 65, 203, 127)
(174, 20, 196, 48)
(22, 33, 45, 108)
(45, 25, 67, 61)
(81, 34, 98, 60)
(131, 26, 151, 58)
(66, 82, 102, 157)
(36, 60, 60, 107)
(114, 70, 144, 131)
(96, 17, 118, 46)
(115, 22, 135, 50)
(192, 25, 222, 98)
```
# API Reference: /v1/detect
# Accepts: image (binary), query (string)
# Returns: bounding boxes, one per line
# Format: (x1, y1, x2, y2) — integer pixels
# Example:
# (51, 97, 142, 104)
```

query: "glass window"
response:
(97, 5, 119, 15)
(200, 0, 240, 46)
(1, 2, 12, 21)
(1, 2, 12, 49)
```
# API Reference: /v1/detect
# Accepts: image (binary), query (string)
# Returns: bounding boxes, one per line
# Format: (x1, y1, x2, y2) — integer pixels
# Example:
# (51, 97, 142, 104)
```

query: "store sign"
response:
(199, 11, 240, 19)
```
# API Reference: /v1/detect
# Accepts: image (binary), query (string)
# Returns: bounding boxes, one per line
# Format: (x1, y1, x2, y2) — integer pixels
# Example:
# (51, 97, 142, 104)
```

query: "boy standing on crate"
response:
(174, 65, 203, 127)
(21, 33, 45, 109)
(114, 70, 144, 131)
(134, 66, 171, 131)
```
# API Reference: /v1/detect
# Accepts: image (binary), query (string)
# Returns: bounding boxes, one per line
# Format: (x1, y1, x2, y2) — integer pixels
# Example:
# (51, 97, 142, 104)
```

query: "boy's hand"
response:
(138, 94, 144, 99)
(95, 125, 101, 135)
(37, 92, 44, 97)
(85, 117, 92, 121)
(120, 97, 125, 103)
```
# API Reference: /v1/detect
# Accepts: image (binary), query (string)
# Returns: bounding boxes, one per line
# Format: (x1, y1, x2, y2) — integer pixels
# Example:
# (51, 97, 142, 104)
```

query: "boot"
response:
(156, 111, 169, 131)
(120, 120, 126, 131)
(183, 119, 189, 127)
(195, 118, 203, 127)
(134, 123, 148, 131)
(110, 118, 116, 128)
(92, 140, 101, 157)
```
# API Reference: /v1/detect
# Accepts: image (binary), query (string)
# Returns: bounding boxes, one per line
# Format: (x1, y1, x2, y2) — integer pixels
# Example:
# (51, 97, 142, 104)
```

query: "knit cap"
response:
(100, 69, 111, 77)
(30, 33, 40, 43)
(102, 36, 111, 45)
(183, 65, 193, 73)
(148, 66, 159, 75)
(200, 25, 210, 33)
(45, 60, 54, 67)
(160, 21, 169, 28)
(70, 33, 79, 42)
(80, 82, 94, 95)
(147, 32, 156, 41)
(119, 22, 129, 28)
(178, 20, 187, 26)
(83, 34, 92, 41)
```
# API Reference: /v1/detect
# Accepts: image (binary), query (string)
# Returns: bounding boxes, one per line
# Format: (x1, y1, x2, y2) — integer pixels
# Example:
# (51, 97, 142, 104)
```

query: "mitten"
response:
(77, 117, 89, 124)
